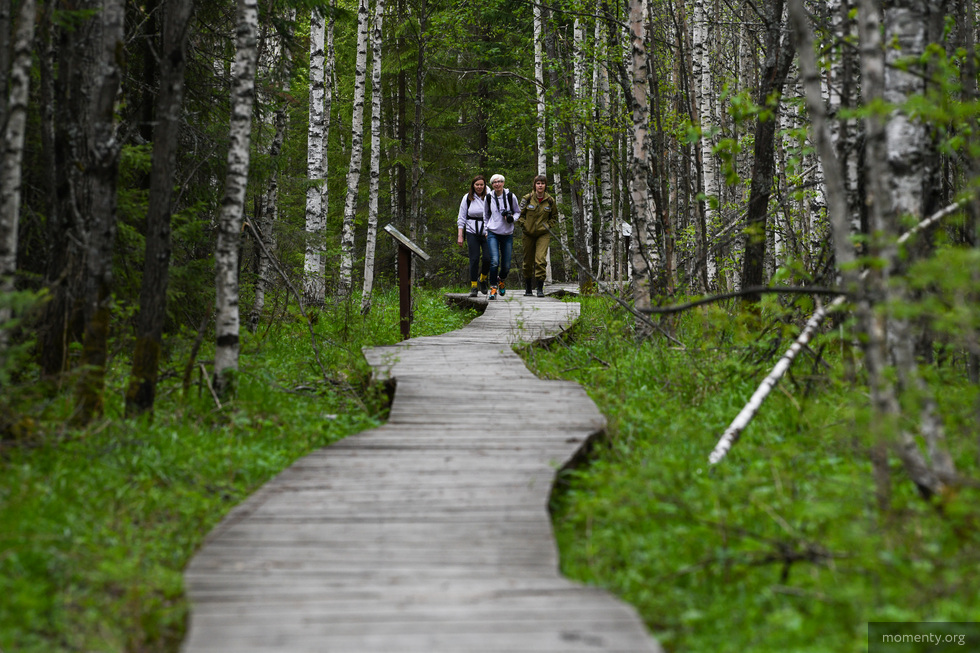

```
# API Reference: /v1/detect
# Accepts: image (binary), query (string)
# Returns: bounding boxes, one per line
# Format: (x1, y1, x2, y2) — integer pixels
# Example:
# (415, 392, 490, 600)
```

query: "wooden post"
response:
(397, 242, 411, 340)
(383, 224, 430, 341)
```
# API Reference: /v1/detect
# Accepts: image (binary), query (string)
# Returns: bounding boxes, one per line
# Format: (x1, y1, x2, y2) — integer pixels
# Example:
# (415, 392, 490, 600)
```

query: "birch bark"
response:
(573, 17, 593, 266)
(361, 0, 385, 315)
(339, 0, 371, 299)
(213, 0, 260, 399)
(0, 0, 35, 357)
(534, 1, 547, 175)
(304, 7, 327, 305)
(596, 12, 614, 281)
(856, 0, 953, 499)
(628, 0, 655, 313)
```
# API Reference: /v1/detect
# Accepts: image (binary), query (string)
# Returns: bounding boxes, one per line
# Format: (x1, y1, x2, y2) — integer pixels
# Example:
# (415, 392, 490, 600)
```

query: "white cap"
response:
(489, 174, 505, 185)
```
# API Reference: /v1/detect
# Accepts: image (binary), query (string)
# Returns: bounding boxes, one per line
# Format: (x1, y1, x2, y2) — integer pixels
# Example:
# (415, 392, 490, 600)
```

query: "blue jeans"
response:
(487, 231, 513, 286)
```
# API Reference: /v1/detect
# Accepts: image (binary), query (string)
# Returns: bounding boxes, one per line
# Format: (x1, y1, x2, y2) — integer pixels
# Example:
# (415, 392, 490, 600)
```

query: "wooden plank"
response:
(181, 287, 662, 653)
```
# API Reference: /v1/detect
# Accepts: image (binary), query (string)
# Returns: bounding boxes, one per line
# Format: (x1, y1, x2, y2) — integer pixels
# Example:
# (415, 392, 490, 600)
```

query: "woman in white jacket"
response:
(456, 175, 491, 297)
(484, 173, 520, 300)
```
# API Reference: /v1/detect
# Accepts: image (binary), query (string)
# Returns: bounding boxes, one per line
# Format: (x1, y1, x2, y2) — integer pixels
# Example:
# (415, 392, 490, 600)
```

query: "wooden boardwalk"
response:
(182, 286, 661, 653)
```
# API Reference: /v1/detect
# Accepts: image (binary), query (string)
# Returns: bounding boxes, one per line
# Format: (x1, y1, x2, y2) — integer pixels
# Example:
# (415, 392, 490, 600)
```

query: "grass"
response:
(523, 296, 980, 653)
(0, 286, 478, 652)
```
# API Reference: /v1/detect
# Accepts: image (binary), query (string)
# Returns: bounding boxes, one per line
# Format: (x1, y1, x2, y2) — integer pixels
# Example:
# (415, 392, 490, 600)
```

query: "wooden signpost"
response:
(383, 224, 430, 340)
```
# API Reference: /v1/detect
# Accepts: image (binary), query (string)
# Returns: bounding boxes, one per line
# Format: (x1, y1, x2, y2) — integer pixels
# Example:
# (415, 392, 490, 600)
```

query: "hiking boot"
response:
(478, 276, 489, 294)
(498, 280, 506, 296)
(469, 284, 478, 297)
(536, 280, 545, 297)
(524, 279, 533, 296)
(489, 286, 498, 300)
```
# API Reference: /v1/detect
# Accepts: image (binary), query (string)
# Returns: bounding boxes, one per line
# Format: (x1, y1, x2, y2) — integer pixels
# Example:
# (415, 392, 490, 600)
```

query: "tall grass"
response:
(0, 287, 478, 652)
(526, 296, 980, 653)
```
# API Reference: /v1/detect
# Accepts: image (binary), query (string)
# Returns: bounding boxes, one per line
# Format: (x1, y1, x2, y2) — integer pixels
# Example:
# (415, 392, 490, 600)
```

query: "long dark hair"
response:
(468, 175, 487, 202)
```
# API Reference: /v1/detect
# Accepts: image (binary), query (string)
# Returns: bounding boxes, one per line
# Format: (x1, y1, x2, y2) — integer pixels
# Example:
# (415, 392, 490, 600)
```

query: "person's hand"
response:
(457, 233, 464, 246)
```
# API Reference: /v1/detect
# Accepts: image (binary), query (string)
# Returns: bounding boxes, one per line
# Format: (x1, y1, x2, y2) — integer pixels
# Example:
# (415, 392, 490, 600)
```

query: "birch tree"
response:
(213, 0, 260, 399)
(0, 0, 35, 359)
(533, 0, 547, 175)
(692, 0, 717, 291)
(595, 11, 615, 281)
(360, 0, 385, 315)
(304, 6, 328, 306)
(339, 0, 371, 300)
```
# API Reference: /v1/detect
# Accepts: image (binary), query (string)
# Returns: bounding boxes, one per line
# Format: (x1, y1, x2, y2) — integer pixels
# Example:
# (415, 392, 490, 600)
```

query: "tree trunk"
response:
(533, 1, 547, 175)
(546, 11, 588, 291)
(251, 105, 287, 332)
(304, 6, 327, 306)
(410, 0, 428, 251)
(361, 0, 385, 315)
(0, 0, 36, 359)
(125, 0, 194, 417)
(596, 13, 614, 281)
(856, 0, 953, 500)
(214, 0, 260, 399)
(628, 0, 655, 313)
(73, 0, 126, 423)
(740, 0, 793, 305)
(339, 0, 371, 300)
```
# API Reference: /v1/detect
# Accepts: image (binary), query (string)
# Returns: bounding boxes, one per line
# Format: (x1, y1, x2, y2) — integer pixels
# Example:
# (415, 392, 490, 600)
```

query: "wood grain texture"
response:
(182, 287, 661, 653)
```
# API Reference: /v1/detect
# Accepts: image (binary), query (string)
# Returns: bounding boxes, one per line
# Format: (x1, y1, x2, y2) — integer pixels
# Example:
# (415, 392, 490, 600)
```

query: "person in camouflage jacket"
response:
(517, 175, 557, 297)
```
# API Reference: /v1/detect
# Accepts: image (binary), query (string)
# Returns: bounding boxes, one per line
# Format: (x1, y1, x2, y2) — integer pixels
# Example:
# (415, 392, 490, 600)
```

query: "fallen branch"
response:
(640, 285, 846, 315)
(708, 198, 969, 465)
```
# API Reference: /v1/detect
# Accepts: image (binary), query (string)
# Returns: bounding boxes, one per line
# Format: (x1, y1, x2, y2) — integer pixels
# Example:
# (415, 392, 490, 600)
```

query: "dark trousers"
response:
(466, 231, 491, 282)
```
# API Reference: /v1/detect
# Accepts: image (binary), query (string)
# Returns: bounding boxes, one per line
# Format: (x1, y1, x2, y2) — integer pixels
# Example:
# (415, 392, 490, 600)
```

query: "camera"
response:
(501, 209, 514, 224)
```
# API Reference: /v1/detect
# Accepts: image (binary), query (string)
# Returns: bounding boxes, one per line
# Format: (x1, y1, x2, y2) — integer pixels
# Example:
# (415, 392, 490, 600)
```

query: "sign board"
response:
(383, 224, 430, 261)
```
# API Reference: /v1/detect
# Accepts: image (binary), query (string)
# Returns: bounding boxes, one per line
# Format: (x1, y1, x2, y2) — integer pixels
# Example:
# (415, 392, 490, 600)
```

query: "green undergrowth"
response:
(523, 296, 980, 653)
(0, 287, 478, 653)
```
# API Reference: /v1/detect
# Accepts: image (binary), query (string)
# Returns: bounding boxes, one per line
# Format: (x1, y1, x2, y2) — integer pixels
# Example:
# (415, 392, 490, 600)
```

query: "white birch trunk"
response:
(214, 0, 259, 398)
(534, 2, 547, 175)
(304, 8, 327, 306)
(360, 0, 384, 315)
(321, 4, 335, 284)
(0, 0, 35, 353)
(574, 17, 593, 265)
(550, 132, 568, 282)
(628, 0, 655, 313)
(881, 0, 957, 486)
(857, 0, 949, 497)
(339, 0, 370, 299)
(694, 0, 718, 288)
(596, 12, 614, 281)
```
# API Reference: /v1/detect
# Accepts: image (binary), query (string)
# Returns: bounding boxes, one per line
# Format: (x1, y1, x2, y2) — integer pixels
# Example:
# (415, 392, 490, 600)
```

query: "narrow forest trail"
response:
(181, 286, 661, 652)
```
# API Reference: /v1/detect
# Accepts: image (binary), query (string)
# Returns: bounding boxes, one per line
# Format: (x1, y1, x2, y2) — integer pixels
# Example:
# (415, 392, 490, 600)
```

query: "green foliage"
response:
(0, 287, 477, 652)
(523, 297, 980, 653)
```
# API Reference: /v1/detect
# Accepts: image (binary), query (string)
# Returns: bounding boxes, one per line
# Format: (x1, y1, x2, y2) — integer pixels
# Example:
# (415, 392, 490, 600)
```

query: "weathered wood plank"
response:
(182, 289, 661, 653)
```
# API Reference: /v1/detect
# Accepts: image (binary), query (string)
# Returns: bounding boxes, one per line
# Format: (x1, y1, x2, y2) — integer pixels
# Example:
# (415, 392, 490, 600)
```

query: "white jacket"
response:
(457, 192, 489, 236)
(484, 188, 520, 236)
